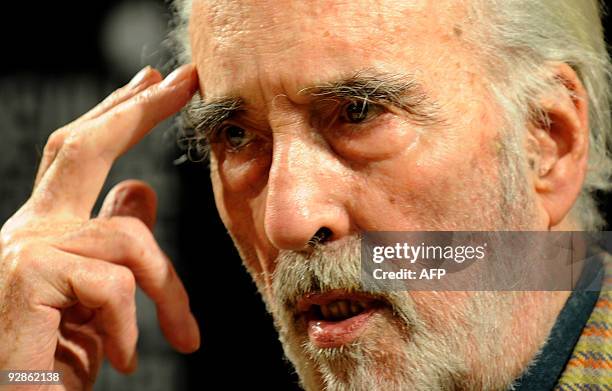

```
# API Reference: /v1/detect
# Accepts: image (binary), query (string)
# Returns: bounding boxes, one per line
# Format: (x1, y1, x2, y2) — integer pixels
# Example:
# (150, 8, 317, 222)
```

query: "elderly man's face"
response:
(188, 0, 561, 389)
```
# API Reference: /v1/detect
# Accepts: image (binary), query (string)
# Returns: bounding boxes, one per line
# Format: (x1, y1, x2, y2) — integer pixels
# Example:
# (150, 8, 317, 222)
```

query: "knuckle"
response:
(109, 215, 165, 268)
(129, 92, 156, 122)
(105, 88, 125, 104)
(2, 241, 41, 285)
(113, 267, 137, 297)
(2, 241, 26, 270)
(1, 217, 50, 269)
(117, 217, 155, 259)
(110, 216, 150, 242)
(43, 129, 67, 157)
(82, 218, 132, 255)
(93, 215, 163, 269)
(0, 219, 20, 247)
(132, 88, 155, 106)
(57, 132, 87, 161)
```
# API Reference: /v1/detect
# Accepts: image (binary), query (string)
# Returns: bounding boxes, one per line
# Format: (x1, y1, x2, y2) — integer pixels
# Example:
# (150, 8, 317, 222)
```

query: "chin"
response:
(272, 297, 468, 391)
(271, 289, 533, 391)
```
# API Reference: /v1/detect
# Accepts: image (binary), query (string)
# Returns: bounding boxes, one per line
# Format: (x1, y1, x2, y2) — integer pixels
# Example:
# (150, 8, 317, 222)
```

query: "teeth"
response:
(337, 300, 349, 316)
(320, 304, 331, 319)
(317, 300, 368, 321)
(328, 302, 340, 318)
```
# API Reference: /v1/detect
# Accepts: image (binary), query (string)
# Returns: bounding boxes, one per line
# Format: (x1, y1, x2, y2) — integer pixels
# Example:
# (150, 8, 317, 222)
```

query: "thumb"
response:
(99, 180, 158, 231)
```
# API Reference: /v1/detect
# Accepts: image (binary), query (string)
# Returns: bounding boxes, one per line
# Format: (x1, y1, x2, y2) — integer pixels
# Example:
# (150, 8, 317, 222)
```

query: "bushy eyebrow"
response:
(300, 70, 442, 125)
(181, 93, 244, 137)
(178, 94, 244, 162)
(178, 70, 442, 160)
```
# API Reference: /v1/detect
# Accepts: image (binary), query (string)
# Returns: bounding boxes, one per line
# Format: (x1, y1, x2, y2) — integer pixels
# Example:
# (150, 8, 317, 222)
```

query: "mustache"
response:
(271, 235, 419, 328)
(272, 236, 363, 309)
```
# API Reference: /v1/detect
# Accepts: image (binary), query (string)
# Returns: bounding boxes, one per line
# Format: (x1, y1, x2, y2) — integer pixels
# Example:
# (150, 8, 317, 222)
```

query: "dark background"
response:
(0, 1, 298, 389)
(0, 1, 609, 390)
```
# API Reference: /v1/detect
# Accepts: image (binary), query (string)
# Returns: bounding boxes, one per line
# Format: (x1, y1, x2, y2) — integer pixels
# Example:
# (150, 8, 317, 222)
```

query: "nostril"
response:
(308, 227, 333, 248)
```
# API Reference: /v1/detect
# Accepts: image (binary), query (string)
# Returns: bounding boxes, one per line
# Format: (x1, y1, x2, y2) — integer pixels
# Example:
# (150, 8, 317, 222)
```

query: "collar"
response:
(511, 254, 604, 391)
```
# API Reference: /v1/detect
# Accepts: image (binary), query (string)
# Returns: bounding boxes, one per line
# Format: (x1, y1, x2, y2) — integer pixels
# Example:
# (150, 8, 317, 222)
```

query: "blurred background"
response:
(0, 1, 609, 390)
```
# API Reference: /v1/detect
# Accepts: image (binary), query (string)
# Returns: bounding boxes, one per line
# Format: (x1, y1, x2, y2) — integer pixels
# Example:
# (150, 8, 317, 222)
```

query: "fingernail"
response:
(128, 66, 152, 89)
(160, 64, 192, 89)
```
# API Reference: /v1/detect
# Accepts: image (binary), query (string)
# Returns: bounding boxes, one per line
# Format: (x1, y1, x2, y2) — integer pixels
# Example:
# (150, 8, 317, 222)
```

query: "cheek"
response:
(411, 291, 473, 331)
(326, 115, 420, 162)
(212, 141, 272, 194)
(350, 124, 502, 230)
(210, 154, 275, 275)
(413, 140, 498, 213)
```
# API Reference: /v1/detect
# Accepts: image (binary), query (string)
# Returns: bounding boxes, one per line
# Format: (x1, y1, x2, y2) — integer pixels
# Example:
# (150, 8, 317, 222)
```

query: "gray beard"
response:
(269, 237, 527, 391)
(250, 131, 539, 390)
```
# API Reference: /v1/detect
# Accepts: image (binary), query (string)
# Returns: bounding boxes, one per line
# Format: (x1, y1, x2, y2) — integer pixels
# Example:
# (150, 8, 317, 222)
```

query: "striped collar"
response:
(555, 251, 612, 389)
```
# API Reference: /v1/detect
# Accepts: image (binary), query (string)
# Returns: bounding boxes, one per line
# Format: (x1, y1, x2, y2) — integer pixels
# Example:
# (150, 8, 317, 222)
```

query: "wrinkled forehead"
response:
(192, 0, 434, 37)
(188, 0, 465, 100)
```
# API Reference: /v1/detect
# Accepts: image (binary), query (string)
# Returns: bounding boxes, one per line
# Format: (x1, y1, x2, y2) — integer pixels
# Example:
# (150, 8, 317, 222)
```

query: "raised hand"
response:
(0, 65, 200, 390)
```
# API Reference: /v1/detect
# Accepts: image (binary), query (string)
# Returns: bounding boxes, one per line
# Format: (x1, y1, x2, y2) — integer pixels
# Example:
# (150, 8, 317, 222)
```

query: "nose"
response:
(264, 132, 349, 251)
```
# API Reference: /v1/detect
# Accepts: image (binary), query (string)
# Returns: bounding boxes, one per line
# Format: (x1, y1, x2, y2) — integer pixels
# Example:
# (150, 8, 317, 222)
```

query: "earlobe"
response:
(530, 63, 589, 228)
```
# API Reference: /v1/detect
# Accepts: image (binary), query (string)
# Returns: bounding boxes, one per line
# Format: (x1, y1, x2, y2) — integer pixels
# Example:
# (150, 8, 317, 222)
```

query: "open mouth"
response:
(308, 299, 374, 321)
(295, 291, 384, 348)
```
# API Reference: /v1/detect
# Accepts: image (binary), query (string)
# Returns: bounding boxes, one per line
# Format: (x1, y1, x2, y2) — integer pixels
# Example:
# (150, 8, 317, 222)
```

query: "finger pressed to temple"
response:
(30, 64, 198, 218)
(33, 67, 163, 190)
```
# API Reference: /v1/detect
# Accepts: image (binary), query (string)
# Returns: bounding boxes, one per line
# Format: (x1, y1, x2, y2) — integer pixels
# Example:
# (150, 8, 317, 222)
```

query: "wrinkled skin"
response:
(0, 66, 201, 390)
(188, 0, 589, 389)
(0, 0, 591, 389)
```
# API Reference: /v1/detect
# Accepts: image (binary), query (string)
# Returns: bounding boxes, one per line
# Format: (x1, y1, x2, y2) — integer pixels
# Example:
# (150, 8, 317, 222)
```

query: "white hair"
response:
(168, 0, 611, 229)
(465, 0, 612, 230)
(167, 0, 193, 66)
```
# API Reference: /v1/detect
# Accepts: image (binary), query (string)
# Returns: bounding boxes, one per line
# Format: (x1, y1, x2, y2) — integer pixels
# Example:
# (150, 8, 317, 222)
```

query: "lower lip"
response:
(307, 308, 376, 348)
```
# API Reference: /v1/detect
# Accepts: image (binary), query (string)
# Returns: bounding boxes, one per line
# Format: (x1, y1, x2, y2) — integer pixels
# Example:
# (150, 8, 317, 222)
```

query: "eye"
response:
(339, 100, 382, 124)
(218, 125, 256, 151)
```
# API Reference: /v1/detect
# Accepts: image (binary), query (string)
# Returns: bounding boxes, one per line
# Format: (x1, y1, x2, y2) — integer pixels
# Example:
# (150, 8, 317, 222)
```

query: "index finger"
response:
(31, 64, 198, 218)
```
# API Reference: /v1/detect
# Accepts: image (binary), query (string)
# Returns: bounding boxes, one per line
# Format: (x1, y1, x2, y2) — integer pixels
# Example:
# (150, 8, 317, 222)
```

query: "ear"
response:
(527, 63, 589, 228)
